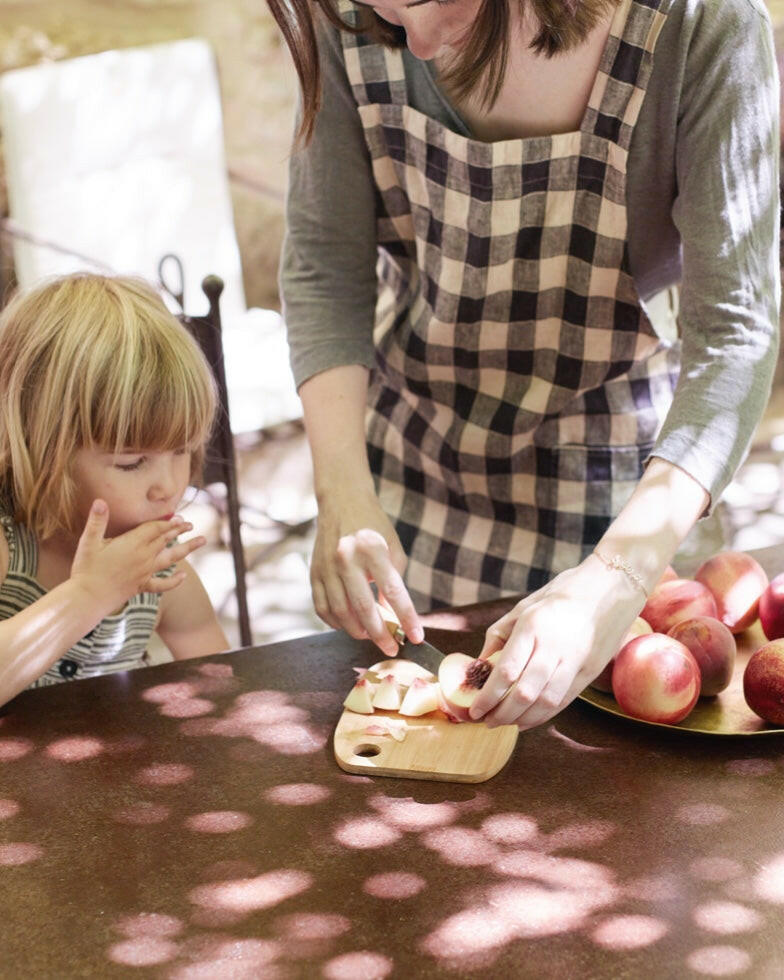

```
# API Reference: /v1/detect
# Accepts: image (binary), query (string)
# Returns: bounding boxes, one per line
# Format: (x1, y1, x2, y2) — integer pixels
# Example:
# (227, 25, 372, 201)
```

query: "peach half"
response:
(438, 650, 502, 722)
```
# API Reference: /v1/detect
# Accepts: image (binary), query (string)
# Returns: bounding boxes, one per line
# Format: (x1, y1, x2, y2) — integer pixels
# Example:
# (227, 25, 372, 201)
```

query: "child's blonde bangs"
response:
(0, 274, 217, 539)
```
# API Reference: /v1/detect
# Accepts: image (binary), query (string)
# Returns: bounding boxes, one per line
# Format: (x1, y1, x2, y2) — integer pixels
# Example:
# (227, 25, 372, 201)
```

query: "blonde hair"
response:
(0, 273, 218, 539)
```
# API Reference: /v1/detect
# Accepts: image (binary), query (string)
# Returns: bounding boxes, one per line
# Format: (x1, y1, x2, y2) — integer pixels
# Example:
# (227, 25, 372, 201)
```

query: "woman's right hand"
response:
(70, 499, 206, 617)
(310, 488, 422, 656)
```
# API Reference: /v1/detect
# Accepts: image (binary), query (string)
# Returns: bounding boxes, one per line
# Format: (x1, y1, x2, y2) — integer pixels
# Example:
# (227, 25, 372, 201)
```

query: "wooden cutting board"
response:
(334, 707, 518, 783)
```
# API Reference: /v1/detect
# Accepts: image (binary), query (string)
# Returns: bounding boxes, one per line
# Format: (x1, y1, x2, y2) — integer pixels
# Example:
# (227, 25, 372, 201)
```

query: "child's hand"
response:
(70, 499, 206, 616)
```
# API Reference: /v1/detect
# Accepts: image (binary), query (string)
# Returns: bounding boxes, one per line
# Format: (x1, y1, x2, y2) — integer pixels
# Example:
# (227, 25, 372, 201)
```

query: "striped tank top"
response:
(0, 512, 167, 687)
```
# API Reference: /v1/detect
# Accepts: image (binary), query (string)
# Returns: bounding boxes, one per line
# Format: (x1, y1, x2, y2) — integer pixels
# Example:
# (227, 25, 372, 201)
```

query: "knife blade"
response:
(376, 603, 445, 675)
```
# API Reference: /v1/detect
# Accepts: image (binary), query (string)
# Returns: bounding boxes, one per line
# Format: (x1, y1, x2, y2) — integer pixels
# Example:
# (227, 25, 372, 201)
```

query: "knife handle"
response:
(375, 602, 406, 645)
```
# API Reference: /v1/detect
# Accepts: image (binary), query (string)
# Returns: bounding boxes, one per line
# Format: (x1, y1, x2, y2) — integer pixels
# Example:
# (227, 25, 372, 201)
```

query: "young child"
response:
(0, 272, 230, 707)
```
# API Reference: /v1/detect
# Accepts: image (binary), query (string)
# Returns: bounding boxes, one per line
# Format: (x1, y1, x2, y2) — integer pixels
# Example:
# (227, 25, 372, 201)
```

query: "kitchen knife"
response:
(376, 603, 445, 675)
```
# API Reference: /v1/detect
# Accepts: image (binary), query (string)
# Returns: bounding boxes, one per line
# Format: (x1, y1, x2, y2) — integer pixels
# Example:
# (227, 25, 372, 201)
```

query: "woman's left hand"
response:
(468, 554, 646, 730)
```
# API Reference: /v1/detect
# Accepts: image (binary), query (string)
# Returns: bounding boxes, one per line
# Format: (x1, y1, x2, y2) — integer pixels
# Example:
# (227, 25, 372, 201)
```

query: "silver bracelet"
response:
(593, 550, 649, 598)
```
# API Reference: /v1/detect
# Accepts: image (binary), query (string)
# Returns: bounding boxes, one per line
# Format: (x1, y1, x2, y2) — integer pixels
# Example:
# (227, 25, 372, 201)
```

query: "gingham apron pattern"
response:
(340, 0, 680, 610)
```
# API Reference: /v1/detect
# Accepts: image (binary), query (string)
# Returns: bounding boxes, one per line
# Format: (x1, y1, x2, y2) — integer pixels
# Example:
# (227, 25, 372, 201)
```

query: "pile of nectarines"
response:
(591, 550, 784, 726)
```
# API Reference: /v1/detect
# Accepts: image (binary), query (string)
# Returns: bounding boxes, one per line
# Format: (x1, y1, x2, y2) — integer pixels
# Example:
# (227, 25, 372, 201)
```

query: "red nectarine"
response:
(743, 640, 784, 725)
(612, 633, 701, 724)
(694, 551, 769, 634)
(759, 572, 784, 641)
(667, 616, 736, 696)
(640, 578, 718, 634)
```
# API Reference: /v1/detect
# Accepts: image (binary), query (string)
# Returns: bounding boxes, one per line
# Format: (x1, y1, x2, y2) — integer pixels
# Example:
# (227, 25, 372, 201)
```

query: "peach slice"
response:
(399, 677, 440, 716)
(367, 659, 436, 686)
(372, 674, 403, 711)
(437, 650, 502, 722)
(342, 677, 376, 714)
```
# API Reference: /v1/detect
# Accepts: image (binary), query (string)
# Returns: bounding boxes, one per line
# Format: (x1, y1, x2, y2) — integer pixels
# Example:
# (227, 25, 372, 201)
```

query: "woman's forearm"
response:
(595, 456, 711, 594)
(0, 580, 105, 706)
(299, 364, 376, 502)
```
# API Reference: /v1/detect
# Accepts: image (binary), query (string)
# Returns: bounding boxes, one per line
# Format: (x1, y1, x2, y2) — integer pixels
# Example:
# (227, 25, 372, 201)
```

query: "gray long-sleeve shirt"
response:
(281, 0, 781, 506)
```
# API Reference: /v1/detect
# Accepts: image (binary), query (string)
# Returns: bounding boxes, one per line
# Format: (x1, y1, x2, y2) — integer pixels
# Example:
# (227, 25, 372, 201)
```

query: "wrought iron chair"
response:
(173, 267, 252, 648)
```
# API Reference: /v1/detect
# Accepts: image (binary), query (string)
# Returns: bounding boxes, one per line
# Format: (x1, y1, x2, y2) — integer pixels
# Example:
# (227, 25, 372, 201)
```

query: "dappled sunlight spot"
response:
(487, 881, 593, 937)
(113, 803, 171, 826)
(676, 803, 732, 826)
(690, 858, 744, 883)
(480, 813, 538, 845)
(686, 945, 752, 976)
(0, 738, 33, 761)
(322, 951, 394, 979)
(541, 820, 616, 852)
(753, 853, 784, 903)
(693, 901, 763, 934)
(724, 758, 776, 777)
(45, 736, 104, 762)
(363, 871, 426, 899)
(195, 662, 234, 678)
(108, 937, 178, 967)
(142, 682, 198, 704)
(184, 811, 252, 834)
(188, 869, 312, 914)
(136, 763, 194, 786)
(229, 703, 308, 725)
(455, 790, 493, 814)
(421, 827, 500, 867)
(274, 912, 351, 940)
(188, 676, 241, 699)
(590, 914, 668, 950)
(0, 799, 20, 820)
(178, 718, 222, 737)
(159, 699, 215, 719)
(113, 913, 184, 938)
(623, 873, 681, 902)
(252, 722, 327, 755)
(175, 934, 281, 972)
(0, 842, 44, 865)
(420, 908, 517, 959)
(264, 783, 332, 806)
(333, 817, 402, 849)
(367, 794, 458, 830)
(547, 727, 613, 753)
(493, 850, 618, 904)
(234, 690, 289, 709)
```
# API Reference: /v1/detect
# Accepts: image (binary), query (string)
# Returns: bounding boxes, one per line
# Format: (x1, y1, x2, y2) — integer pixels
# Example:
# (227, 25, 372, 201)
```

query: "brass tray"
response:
(578, 621, 784, 736)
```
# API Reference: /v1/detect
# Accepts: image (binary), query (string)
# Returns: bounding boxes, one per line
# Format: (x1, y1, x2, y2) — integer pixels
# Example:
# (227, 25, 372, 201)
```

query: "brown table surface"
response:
(2, 557, 784, 978)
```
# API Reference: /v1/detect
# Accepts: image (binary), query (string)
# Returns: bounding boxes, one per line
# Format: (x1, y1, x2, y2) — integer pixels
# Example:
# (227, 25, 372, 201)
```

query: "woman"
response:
(269, 0, 780, 728)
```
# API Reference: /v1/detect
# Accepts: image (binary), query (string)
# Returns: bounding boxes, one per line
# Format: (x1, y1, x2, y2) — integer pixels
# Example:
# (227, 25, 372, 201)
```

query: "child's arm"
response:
(155, 559, 230, 658)
(0, 500, 205, 707)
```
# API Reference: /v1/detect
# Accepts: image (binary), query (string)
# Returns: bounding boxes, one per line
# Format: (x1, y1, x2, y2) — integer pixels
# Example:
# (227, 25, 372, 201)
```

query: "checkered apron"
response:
(340, 0, 679, 609)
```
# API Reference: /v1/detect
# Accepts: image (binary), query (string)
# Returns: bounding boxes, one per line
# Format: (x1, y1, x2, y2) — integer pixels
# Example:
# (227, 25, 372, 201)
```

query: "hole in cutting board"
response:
(353, 743, 381, 758)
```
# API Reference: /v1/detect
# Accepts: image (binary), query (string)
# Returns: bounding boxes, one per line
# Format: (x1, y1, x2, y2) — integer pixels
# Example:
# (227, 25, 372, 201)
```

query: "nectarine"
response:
(590, 616, 652, 693)
(743, 640, 784, 725)
(694, 551, 769, 634)
(438, 650, 502, 722)
(759, 572, 784, 641)
(667, 616, 736, 696)
(612, 633, 701, 724)
(640, 578, 718, 634)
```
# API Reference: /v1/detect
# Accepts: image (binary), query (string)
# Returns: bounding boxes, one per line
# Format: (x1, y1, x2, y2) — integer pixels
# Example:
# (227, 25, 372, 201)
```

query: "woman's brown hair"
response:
(266, 0, 619, 143)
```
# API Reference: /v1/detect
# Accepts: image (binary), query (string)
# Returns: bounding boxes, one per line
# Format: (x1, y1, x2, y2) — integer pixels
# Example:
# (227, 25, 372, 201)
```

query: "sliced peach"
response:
(438, 650, 502, 722)
(367, 659, 436, 686)
(372, 674, 403, 711)
(399, 677, 440, 716)
(342, 677, 376, 714)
